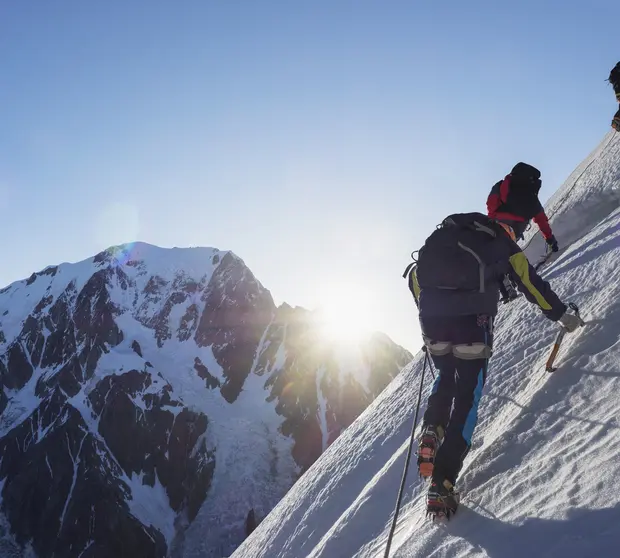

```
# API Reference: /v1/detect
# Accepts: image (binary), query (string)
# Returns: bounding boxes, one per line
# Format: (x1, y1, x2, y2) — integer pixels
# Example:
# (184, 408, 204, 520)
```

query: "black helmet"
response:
(510, 162, 542, 194)
(511, 162, 541, 180)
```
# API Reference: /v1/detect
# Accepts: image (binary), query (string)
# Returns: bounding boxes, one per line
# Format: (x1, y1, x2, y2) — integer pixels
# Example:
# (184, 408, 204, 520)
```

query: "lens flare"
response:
(316, 283, 376, 345)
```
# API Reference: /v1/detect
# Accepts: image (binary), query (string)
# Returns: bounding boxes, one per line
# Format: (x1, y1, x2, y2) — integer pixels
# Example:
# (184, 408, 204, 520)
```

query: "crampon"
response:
(426, 479, 460, 521)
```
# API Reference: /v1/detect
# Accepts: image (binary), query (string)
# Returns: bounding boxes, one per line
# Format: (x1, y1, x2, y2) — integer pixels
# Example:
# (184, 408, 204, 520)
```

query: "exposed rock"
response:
(0, 243, 411, 557)
(179, 304, 200, 342)
(41, 356, 83, 397)
(0, 388, 168, 558)
(195, 253, 276, 403)
(4, 343, 33, 390)
(91, 370, 215, 522)
(132, 340, 143, 357)
(149, 291, 187, 348)
(144, 275, 168, 295)
(194, 357, 220, 389)
(0, 388, 7, 415)
(41, 293, 77, 369)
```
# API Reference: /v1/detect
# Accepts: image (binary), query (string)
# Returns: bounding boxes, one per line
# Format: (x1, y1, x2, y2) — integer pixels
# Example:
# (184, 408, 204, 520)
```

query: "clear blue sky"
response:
(1, 1, 618, 351)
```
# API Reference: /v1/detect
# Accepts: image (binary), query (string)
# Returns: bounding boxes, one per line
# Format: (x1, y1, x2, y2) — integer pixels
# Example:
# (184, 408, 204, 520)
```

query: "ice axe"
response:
(545, 302, 585, 372)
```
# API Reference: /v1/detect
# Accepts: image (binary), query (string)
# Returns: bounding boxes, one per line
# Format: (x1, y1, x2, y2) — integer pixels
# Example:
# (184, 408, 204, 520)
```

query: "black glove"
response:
(546, 235, 559, 253)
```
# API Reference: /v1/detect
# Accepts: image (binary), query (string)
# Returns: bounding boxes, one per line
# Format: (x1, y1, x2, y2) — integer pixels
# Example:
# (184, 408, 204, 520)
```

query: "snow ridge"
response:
(0, 240, 411, 557)
(234, 132, 620, 558)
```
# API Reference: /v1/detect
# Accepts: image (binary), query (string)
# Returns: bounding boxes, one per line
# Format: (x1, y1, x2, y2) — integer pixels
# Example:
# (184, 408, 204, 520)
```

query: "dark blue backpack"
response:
(404, 214, 500, 300)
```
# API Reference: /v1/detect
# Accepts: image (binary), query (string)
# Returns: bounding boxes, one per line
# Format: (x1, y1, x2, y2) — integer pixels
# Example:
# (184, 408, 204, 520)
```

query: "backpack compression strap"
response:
(402, 262, 420, 305)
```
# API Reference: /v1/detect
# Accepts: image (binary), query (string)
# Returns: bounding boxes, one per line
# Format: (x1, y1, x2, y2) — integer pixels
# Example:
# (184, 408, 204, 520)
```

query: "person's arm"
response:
(506, 247, 566, 320)
(533, 202, 558, 251)
(532, 210, 553, 241)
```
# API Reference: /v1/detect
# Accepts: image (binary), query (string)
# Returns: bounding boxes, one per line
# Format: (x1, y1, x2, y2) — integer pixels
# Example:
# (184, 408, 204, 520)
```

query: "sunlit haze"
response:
(316, 283, 379, 345)
(1, 2, 618, 351)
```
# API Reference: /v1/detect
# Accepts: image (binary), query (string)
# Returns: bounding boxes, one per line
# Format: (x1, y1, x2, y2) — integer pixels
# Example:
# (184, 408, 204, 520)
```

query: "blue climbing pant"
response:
(420, 314, 493, 485)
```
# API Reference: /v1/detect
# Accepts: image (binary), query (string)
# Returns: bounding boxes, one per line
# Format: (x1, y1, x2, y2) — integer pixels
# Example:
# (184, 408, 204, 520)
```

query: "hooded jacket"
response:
(487, 162, 553, 241)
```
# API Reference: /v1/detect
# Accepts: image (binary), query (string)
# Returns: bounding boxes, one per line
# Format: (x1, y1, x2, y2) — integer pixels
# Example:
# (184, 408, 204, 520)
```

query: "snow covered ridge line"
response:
(233, 132, 620, 558)
(0, 242, 230, 349)
(0, 241, 412, 557)
(522, 131, 620, 259)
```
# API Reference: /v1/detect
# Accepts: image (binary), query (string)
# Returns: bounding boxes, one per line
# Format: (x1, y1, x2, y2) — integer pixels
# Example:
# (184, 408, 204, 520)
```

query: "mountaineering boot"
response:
(426, 478, 460, 520)
(417, 425, 444, 479)
(499, 275, 519, 304)
(499, 274, 519, 304)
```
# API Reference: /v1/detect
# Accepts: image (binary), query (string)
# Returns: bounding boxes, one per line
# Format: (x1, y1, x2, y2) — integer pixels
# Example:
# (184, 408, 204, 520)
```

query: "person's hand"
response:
(546, 235, 559, 253)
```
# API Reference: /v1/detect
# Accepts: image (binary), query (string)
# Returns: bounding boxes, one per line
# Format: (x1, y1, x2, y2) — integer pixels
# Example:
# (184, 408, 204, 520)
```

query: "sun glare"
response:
(316, 284, 377, 344)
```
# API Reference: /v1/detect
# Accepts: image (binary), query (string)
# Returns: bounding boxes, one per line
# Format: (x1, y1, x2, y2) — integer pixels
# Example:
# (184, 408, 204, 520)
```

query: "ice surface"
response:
(234, 132, 620, 558)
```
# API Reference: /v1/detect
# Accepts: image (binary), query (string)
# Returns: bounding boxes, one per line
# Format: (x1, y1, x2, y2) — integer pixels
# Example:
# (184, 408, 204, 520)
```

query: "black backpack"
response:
(495, 162, 542, 219)
(403, 214, 499, 300)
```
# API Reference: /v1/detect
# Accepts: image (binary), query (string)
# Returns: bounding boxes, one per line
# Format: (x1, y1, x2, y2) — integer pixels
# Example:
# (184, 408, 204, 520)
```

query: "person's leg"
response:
(433, 356, 488, 485)
(420, 316, 457, 432)
(421, 352, 456, 430)
(418, 316, 456, 477)
(432, 315, 493, 486)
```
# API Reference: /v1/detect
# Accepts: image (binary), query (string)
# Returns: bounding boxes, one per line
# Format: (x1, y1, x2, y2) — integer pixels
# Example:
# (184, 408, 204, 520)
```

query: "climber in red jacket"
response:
(487, 162, 558, 304)
(487, 162, 558, 252)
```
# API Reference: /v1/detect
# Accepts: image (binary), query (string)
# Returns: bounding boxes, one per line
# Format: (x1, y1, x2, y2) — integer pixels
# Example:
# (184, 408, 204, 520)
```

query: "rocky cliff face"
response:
(0, 242, 411, 557)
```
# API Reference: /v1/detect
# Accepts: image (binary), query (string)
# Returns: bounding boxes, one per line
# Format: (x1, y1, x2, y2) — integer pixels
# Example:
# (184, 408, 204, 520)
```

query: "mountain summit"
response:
(0, 242, 411, 557)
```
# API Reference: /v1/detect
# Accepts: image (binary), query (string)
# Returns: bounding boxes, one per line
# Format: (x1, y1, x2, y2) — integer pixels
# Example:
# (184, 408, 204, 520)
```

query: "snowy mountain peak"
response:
(0, 241, 411, 557)
(92, 241, 229, 281)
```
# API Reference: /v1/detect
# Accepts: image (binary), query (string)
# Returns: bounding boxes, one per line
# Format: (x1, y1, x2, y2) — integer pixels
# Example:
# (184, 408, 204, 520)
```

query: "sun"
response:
(315, 284, 377, 344)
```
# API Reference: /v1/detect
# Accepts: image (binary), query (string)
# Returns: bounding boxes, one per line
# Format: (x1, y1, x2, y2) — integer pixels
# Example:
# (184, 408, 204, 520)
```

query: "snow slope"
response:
(234, 131, 620, 558)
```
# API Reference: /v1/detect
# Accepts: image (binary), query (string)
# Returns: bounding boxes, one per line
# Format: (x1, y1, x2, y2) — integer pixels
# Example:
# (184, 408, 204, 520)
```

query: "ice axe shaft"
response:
(545, 302, 583, 372)
(545, 329, 567, 372)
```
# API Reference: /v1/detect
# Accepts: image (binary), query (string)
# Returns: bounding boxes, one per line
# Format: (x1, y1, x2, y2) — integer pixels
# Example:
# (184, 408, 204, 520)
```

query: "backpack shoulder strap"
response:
(402, 259, 421, 306)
